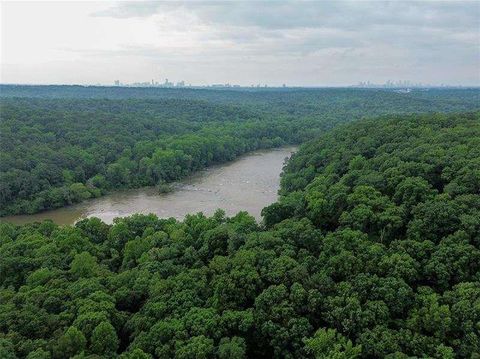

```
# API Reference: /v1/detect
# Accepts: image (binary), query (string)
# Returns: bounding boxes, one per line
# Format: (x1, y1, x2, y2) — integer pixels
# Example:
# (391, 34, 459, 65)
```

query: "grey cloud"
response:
(93, 1, 479, 31)
(193, 1, 479, 31)
(92, 1, 479, 56)
(88, 1, 479, 86)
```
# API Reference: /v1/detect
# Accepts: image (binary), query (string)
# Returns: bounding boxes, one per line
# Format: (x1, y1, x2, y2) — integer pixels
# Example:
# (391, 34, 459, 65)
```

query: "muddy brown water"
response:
(2, 147, 297, 225)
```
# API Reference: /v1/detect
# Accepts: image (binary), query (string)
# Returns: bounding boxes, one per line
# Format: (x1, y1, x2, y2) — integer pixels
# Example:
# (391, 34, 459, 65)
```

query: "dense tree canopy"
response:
(1, 87, 478, 215)
(1, 112, 478, 358)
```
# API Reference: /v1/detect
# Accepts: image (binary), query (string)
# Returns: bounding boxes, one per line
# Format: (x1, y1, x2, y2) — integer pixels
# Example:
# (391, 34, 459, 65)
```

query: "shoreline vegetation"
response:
(156, 181, 174, 194)
(1, 112, 478, 358)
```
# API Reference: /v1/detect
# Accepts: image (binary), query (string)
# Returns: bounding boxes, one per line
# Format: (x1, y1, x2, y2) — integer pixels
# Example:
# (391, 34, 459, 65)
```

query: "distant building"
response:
(163, 78, 174, 87)
(210, 83, 232, 88)
(114, 80, 120, 86)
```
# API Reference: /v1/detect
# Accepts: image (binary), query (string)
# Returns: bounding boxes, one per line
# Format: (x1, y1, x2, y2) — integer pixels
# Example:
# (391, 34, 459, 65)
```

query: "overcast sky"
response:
(1, 1, 479, 86)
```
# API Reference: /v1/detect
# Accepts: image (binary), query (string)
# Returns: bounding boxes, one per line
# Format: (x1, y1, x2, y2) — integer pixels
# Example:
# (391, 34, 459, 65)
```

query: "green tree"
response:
(304, 328, 361, 358)
(55, 327, 87, 358)
(26, 349, 51, 359)
(217, 337, 246, 359)
(119, 349, 152, 359)
(70, 251, 99, 278)
(0, 339, 16, 359)
(91, 321, 119, 355)
(175, 336, 214, 359)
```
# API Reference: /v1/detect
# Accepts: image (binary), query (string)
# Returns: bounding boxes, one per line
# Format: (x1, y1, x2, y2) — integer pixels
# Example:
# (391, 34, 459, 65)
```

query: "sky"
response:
(1, 1, 479, 86)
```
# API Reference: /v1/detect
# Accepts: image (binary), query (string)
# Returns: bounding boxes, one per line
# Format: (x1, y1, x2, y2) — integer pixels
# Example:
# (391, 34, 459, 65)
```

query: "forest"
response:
(1, 87, 479, 216)
(0, 111, 479, 358)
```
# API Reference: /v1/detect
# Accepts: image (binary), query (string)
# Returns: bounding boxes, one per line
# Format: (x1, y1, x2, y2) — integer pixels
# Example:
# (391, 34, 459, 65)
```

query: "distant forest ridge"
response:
(1, 84, 479, 106)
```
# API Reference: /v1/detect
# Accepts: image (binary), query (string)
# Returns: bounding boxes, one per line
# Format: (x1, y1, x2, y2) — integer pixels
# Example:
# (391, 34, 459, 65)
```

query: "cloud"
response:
(91, 1, 479, 61)
(94, 1, 479, 31)
(2, 1, 479, 85)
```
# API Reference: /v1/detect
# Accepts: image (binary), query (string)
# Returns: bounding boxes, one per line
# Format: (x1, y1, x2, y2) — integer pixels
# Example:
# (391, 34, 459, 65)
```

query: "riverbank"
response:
(2, 147, 296, 225)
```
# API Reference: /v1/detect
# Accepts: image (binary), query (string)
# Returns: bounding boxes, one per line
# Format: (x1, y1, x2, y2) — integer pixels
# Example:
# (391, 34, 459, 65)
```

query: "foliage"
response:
(304, 328, 361, 358)
(1, 87, 478, 215)
(0, 111, 479, 358)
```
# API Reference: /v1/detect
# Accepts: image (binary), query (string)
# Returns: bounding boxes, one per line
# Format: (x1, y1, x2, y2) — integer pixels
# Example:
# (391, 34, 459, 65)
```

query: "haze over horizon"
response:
(1, 1, 479, 87)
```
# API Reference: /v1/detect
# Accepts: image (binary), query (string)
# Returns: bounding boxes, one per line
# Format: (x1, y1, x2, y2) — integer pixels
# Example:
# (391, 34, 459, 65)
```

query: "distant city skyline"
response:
(2, 1, 479, 86)
(2, 80, 474, 89)
(108, 78, 474, 89)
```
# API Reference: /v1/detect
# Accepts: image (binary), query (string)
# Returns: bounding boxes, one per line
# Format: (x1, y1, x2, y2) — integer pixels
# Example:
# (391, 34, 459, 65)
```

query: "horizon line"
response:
(1, 83, 479, 89)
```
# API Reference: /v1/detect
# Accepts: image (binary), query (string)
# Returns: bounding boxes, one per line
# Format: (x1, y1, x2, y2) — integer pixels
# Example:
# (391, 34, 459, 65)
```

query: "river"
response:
(2, 147, 296, 225)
